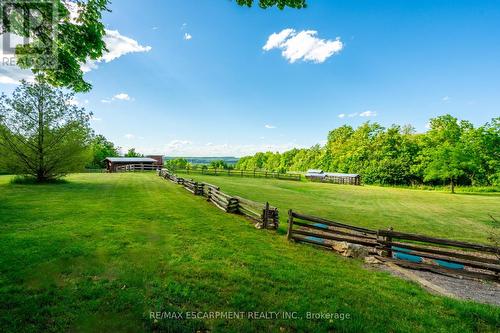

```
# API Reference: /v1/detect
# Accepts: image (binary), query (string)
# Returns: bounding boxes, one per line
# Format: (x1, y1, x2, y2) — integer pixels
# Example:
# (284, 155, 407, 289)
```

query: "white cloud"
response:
(65, 97, 89, 106)
(359, 110, 377, 117)
(101, 93, 133, 103)
(114, 93, 131, 101)
(184, 33, 192, 41)
(66, 98, 80, 106)
(263, 29, 295, 51)
(265, 124, 276, 129)
(63, 0, 81, 23)
(0, 67, 32, 84)
(1, 29, 151, 84)
(442, 96, 450, 102)
(81, 29, 152, 72)
(1, 3, 151, 85)
(263, 28, 343, 63)
(0, 33, 35, 84)
(155, 140, 302, 157)
(124, 134, 136, 139)
(90, 116, 102, 122)
(167, 140, 193, 150)
(101, 30, 152, 63)
(81, 29, 152, 73)
(63, 3, 152, 71)
(338, 111, 377, 119)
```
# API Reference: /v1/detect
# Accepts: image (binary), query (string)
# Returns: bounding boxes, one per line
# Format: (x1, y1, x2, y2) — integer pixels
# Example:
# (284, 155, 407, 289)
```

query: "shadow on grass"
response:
(453, 192, 500, 197)
(9, 176, 69, 185)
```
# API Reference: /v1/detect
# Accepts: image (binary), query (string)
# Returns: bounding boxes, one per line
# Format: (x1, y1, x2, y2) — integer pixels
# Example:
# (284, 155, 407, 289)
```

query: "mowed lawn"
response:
(0, 173, 499, 333)
(177, 172, 500, 244)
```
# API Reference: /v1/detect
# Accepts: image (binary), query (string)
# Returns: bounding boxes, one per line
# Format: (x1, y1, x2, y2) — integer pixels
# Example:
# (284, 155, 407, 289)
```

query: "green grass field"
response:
(0, 173, 499, 332)
(177, 172, 500, 244)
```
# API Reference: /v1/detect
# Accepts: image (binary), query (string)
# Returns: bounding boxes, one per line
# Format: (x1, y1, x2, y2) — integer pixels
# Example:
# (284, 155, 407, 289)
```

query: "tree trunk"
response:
(450, 178, 455, 194)
(37, 95, 45, 182)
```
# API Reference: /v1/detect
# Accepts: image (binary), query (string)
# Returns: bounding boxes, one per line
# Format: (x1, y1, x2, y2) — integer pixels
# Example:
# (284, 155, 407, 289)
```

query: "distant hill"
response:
(163, 156, 239, 165)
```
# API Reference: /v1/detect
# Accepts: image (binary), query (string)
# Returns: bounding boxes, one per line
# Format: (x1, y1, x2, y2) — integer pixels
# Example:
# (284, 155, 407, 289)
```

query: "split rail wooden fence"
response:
(376, 229, 500, 281)
(287, 210, 500, 281)
(175, 168, 301, 181)
(287, 210, 378, 248)
(159, 169, 278, 229)
(157, 168, 499, 281)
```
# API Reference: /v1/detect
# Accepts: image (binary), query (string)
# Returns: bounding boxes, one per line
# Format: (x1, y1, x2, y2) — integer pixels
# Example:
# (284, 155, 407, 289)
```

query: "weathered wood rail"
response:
(176, 168, 302, 181)
(159, 169, 278, 229)
(160, 169, 500, 281)
(183, 178, 204, 195)
(287, 210, 378, 248)
(235, 196, 279, 229)
(287, 210, 500, 281)
(376, 229, 500, 281)
(209, 189, 239, 213)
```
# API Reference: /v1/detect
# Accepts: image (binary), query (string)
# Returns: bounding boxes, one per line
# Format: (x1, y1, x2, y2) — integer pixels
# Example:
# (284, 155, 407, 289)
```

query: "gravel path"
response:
(376, 264, 500, 306)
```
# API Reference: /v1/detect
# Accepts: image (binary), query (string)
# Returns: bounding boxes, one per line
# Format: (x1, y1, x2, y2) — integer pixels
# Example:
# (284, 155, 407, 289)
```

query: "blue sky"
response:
(1, 0, 499, 156)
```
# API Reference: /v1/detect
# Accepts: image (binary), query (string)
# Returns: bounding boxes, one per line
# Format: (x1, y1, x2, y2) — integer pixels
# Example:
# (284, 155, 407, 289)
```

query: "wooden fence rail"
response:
(175, 168, 302, 181)
(235, 196, 279, 229)
(183, 179, 204, 196)
(287, 210, 378, 248)
(159, 169, 278, 230)
(287, 209, 500, 281)
(376, 229, 500, 281)
(116, 164, 159, 172)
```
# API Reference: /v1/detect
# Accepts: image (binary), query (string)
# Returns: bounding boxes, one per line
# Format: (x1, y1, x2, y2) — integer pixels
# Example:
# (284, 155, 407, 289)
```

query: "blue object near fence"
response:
(433, 259, 464, 270)
(392, 246, 423, 263)
(313, 223, 329, 230)
(306, 236, 326, 244)
(392, 246, 465, 270)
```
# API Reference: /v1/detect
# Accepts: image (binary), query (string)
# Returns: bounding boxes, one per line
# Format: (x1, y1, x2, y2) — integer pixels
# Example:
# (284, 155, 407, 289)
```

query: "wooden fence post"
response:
(378, 227, 394, 258)
(386, 227, 393, 258)
(263, 202, 270, 229)
(287, 210, 294, 241)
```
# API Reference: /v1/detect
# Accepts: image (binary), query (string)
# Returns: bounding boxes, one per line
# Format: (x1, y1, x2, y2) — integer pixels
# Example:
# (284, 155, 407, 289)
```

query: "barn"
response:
(305, 169, 361, 185)
(103, 157, 160, 173)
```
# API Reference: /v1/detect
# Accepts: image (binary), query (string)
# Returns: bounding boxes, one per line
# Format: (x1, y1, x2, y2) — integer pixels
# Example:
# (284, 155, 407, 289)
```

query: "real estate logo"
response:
(1, 0, 59, 68)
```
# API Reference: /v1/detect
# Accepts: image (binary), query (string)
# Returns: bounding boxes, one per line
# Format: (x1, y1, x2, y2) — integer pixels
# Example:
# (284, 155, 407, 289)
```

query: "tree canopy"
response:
(87, 134, 119, 169)
(236, 0, 306, 9)
(165, 158, 189, 171)
(1, 0, 305, 93)
(236, 115, 500, 191)
(0, 81, 92, 181)
(124, 148, 143, 157)
(1, 0, 109, 92)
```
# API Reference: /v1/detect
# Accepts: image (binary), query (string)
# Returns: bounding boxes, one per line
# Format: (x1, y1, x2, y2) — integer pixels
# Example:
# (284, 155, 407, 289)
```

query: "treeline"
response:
(236, 115, 499, 189)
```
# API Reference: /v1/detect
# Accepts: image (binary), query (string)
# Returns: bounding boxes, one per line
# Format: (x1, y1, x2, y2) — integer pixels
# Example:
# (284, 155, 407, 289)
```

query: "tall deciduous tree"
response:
(236, 115, 499, 189)
(88, 134, 119, 168)
(423, 115, 475, 193)
(124, 148, 143, 157)
(0, 81, 92, 182)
